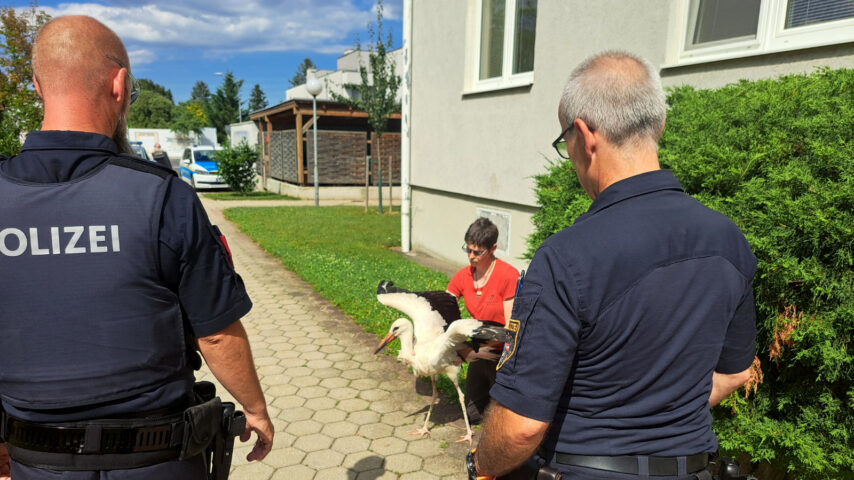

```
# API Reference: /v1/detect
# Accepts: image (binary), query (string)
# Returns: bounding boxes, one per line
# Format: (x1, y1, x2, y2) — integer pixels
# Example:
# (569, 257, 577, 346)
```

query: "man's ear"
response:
(111, 68, 127, 104)
(33, 75, 43, 98)
(574, 118, 597, 160)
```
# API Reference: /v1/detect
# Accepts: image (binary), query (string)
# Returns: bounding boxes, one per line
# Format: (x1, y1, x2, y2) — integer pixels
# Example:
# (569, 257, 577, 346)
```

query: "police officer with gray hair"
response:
(0, 16, 272, 479)
(467, 51, 757, 479)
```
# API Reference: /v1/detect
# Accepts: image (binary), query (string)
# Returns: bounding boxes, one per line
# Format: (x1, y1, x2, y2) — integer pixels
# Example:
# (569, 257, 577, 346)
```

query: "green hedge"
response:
(528, 68, 854, 478)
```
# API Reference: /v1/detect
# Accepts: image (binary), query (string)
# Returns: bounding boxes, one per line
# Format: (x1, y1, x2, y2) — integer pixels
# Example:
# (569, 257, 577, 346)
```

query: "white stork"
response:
(374, 281, 505, 444)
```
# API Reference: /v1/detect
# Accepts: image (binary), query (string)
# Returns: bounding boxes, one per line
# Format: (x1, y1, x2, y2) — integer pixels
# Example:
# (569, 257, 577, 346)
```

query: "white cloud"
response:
(127, 48, 156, 65)
(39, 0, 400, 57)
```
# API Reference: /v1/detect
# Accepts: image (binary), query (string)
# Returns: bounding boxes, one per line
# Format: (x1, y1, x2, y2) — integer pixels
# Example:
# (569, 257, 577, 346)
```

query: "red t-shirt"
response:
(447, 258, 520, 326)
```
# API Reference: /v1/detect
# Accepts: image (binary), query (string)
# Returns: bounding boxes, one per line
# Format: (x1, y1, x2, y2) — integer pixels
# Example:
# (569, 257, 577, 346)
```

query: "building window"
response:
(671, 0, 854, 66)
(688, 0, 762, 48)
(785, 0, 854, 27)
(471, 0, 538, 92)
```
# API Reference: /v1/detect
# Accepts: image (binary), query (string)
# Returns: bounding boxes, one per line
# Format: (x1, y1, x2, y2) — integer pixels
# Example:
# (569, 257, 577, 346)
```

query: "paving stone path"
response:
(197, 198, 474, 480)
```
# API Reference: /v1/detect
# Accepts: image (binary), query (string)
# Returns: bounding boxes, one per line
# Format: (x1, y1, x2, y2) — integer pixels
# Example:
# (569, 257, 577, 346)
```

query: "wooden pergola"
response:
(250, 99, 401, 187)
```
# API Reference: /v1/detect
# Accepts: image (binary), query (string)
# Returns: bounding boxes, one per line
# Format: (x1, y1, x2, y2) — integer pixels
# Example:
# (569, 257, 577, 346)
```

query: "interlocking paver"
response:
(305, 397, 337, 411)
(370, 436, 407, 456)
(286, 419, 322, 436)
(269, 464, 316, 480)
(385, 453, 423, 474)
(304, 449, 344, 469)
(313, 408, 347, 424)
(294, 433, 334, 453)
(360, 422, 395, 440)
(201, 199, 471, 479)
(315, 466, 350, 480)
(332, 435, 371, 455)
(261, 448, 305, 468)
(322, 420, 359, 438)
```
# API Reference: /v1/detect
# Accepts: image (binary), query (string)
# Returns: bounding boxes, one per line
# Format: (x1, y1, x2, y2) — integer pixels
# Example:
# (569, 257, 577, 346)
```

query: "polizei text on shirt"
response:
(0, 226, 121, 256)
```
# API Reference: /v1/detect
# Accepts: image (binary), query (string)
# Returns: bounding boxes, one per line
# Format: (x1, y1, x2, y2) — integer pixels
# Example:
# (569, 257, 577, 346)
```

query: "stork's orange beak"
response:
(374, 332, 396, 354)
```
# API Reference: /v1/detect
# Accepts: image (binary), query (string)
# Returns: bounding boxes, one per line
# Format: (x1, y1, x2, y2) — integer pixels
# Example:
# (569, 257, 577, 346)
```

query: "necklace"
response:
(473, 260, 496, 297)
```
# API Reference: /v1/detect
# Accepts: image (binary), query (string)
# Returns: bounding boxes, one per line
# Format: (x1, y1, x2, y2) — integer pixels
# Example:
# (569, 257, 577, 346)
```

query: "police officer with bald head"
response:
(0, 15, 273, 479)
(467, 51, 757, 480)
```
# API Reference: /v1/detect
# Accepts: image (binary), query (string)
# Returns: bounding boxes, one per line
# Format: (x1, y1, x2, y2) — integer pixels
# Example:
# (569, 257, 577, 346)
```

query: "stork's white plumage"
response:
(374, 281, 505, 444)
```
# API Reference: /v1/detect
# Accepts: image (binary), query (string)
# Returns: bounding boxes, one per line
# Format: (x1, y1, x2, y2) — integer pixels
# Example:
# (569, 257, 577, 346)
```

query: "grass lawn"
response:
(204, 191, 298, 200)
(224, 206, 469, 394)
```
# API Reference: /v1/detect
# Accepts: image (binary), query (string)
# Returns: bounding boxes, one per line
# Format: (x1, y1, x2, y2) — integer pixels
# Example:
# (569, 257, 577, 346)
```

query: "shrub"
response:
(216, 141, 258, 194)
(528, 68, 854, 478)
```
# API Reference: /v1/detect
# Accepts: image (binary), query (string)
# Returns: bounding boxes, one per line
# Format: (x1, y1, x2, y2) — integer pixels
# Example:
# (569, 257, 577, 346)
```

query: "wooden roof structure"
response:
(249, 99, 401, 187)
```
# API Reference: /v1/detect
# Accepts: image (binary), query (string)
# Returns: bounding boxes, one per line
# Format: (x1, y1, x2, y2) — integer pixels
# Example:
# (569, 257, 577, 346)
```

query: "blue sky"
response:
(19, 0, 403, 106)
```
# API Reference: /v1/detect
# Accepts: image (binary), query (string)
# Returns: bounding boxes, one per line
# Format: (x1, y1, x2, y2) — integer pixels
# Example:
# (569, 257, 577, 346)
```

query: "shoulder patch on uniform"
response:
(110, 155, 176, 179)
(496, 319, 521, 371)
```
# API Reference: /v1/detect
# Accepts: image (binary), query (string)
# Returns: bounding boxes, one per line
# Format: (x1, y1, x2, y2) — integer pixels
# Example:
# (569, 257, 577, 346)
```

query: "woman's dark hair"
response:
(464, 217, 499, 248)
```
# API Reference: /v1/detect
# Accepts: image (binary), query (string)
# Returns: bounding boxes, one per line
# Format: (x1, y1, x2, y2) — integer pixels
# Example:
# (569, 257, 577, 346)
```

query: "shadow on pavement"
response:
(348, 455, 385, 479)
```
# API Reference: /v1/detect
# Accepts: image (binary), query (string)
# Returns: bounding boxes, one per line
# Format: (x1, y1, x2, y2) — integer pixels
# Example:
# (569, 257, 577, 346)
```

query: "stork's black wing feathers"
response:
(377, 281, 461, 325)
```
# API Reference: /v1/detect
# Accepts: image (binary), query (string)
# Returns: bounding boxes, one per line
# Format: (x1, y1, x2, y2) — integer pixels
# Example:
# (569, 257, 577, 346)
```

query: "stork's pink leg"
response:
(451, 376, 473, 445)
(412, 375, 438, 437)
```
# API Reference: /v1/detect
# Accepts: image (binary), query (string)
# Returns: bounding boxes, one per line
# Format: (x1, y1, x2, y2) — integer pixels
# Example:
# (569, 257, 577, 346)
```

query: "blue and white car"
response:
(179, 146, 227, 190)
(129, 141, 150, 161)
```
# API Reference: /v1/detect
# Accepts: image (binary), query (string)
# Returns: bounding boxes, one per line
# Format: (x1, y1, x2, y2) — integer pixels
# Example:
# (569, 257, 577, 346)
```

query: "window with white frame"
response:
(674, 0, 854, 65)
(471, 0, 538, 92)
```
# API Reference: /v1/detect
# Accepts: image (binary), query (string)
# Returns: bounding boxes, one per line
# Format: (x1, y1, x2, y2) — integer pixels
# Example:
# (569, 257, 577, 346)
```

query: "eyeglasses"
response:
(552, 125, 573, 159)
(461, 245, 488, 257)
(106, 55, 140, 105)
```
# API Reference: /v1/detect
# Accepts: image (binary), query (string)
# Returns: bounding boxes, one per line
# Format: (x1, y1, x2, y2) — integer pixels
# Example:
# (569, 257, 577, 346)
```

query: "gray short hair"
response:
(560, 51, 666, 146)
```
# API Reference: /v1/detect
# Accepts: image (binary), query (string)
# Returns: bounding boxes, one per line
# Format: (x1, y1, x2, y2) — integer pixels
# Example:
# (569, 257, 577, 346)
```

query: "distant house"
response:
(286, 49, 405, 103)
(128, 127, 217, 161)
(249, 48, 403, 198)
(401, 0, 854, 271)
(226, 121, 259, 149)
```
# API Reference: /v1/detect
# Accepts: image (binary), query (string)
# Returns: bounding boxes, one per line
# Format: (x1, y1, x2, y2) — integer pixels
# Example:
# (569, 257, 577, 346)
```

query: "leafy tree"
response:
(0, 5, 49, 155)
(208, 71, 243, 144)
(216, 140, 257, 194)
(127, 89, 173, 128)
(330, 0, 400, 213)
(170, 100, 207, 140)
(289, 58, 315, 87)
(190, 80, 211, 104)
(528, 68, 854, 479)
(137, 78, 172, 103)
(248, 83, 267, 112)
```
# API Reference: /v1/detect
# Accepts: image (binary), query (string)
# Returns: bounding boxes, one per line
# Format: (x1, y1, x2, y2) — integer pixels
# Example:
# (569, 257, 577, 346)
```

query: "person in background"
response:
(447, 217, 520, 426)
(152, 142, 171, 169)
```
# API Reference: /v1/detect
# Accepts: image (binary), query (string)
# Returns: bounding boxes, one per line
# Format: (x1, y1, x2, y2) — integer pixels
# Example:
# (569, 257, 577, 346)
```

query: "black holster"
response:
(193, 381, 246, 480)
(501, 457, 562, 480)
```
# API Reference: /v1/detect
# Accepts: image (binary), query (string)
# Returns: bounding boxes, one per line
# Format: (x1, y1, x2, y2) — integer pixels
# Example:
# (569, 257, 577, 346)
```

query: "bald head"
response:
(560, 51, 666, 147)
(32, 15, 129, 100)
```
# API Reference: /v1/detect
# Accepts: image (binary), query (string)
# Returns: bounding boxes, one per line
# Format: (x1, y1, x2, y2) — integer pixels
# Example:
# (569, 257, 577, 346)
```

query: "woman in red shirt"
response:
(447, 217, 520, 425)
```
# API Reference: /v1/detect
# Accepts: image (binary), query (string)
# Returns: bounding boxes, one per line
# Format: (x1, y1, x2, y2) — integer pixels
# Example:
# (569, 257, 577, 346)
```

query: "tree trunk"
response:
(365, 155, 369, 213)
(377, 135, 384, 214)
(388, 154, 393, 213)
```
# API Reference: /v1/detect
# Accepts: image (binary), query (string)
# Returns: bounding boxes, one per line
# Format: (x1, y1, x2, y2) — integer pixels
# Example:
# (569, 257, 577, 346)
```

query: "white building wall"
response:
(286, 49, 405, 102)
(409, 0, 854, 268)
(128, 127, 217, 161)
(227, 121, 259, 149)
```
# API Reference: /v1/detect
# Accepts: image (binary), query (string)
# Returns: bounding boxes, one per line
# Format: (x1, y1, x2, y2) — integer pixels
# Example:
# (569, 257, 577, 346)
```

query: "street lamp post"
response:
(305, 69, 323, 207)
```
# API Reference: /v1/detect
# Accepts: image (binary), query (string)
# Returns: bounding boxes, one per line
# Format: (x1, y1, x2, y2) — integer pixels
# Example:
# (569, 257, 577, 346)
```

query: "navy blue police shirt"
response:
(0, 131, 252, 421)
(492, 170, 756, 458)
